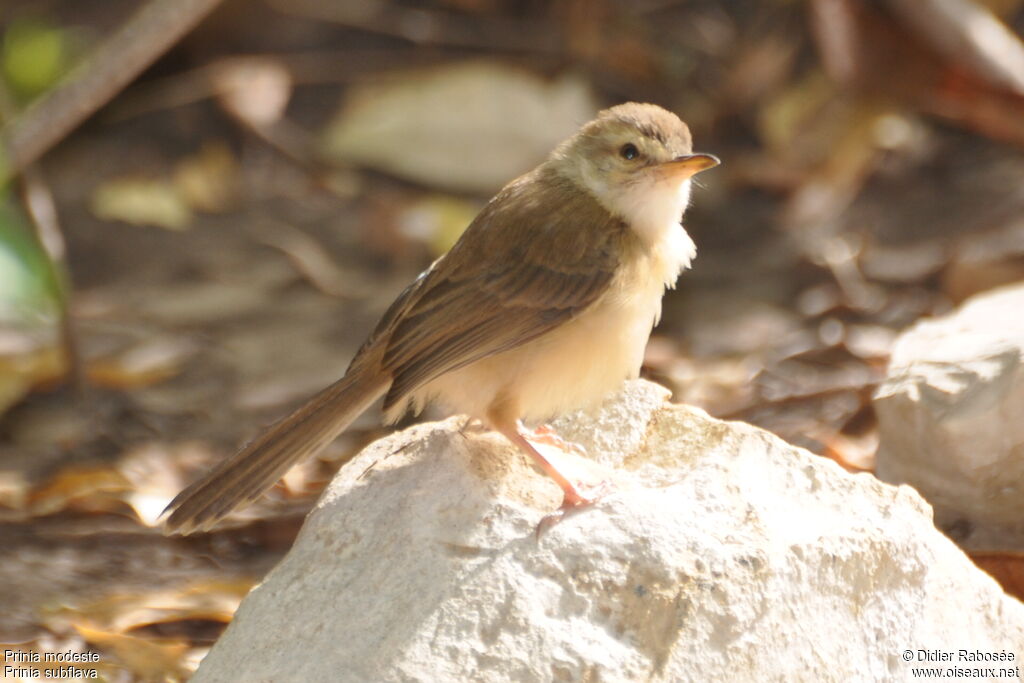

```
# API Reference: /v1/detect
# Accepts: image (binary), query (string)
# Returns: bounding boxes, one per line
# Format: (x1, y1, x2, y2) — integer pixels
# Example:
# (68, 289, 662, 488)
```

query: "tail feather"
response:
(162, 366, 390, 534)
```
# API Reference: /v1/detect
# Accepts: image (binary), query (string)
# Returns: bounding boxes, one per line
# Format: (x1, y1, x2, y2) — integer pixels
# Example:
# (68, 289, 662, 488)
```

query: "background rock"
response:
(193, 380, 1024, 682)
(875, 282, 1024, 551)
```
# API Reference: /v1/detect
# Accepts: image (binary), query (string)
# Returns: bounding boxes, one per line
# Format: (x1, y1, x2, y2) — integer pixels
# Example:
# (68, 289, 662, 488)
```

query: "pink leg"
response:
(528, 424, 588, 456)
(495, 420, 611, 508)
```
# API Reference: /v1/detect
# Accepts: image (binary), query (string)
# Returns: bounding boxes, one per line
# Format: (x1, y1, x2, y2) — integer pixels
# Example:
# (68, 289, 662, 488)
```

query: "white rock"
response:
(193, 380, 1024, 682)
(875, 282, 1024, 550)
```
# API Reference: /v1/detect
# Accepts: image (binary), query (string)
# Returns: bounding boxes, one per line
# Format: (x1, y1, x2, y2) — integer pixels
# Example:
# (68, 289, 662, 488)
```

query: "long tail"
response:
(162, 365, 390, 534)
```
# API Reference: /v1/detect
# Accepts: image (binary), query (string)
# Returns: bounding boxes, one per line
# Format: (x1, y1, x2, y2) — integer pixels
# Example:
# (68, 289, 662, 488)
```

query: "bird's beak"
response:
(659, 153, 720, 178)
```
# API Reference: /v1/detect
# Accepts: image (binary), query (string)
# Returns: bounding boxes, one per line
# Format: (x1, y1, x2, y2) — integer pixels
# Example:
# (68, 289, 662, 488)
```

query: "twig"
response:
(107, 50, 464, 123)
(17, 166, 84, 392)
(256, 219, 369, 299)
(0, 0, 226, 185)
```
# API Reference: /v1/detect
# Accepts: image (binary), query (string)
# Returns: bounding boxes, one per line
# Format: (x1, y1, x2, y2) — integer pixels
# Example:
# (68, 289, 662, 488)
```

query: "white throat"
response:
(602, 175, 697, 288)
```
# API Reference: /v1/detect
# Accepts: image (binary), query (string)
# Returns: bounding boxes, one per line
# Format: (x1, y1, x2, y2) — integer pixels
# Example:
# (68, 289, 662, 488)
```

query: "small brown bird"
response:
(163, 102, 718, 534)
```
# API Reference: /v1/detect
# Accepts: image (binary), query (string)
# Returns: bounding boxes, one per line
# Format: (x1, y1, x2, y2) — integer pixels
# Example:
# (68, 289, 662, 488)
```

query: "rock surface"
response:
(875, 282, 1024, 551)
(193, 380, 1024, 683)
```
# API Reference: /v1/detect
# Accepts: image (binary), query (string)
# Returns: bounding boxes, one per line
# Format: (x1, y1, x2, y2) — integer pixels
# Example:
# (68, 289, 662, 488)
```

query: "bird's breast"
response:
(419, 230, 687, 423)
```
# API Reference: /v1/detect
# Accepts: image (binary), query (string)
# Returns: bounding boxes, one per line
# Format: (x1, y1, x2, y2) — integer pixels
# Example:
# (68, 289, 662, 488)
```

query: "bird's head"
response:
(552, 102, 719, 244)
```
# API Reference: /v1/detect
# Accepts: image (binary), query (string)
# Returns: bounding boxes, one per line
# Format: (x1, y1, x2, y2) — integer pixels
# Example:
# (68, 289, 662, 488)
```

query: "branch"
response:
(0, 0, 226, 184)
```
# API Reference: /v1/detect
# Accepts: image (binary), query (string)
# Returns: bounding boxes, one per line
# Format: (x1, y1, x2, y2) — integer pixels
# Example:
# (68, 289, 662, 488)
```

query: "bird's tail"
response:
(162, 365, 390, 534)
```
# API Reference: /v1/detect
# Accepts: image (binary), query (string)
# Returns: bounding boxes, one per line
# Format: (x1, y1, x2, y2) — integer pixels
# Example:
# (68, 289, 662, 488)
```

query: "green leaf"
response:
(0, 193, 63, 328)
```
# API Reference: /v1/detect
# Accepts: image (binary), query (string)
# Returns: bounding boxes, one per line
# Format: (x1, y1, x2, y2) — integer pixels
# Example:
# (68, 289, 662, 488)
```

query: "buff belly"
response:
(413, 258, 667, 425)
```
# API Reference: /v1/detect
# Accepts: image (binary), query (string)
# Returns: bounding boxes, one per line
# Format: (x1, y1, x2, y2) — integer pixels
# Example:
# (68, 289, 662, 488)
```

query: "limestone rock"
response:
(875, 282, 1024, 550)
(193, 380, 1024, 682)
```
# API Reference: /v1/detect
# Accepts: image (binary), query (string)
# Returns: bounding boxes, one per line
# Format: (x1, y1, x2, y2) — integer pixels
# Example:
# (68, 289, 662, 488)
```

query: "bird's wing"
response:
(369, 169, 626, 412)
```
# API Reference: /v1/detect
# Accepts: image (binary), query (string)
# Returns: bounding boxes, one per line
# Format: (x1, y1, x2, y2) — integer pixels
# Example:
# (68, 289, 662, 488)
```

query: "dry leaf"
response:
(322, 60, 598, 193)
(55, 578, 253, 634)
(0, 469, 29, 512)
(28, 466, 131, 516)
(173, 141, 240, 213)
(91, 177, 192, 231)
(970, 551, 1024, 600)
(821, 429, 878, 472)
(74, 624, 190, 680)
(86, 336, 195, 390)
(0, 343, 64, 416)
(140, 280, 269, 326)
(942, 220, 1024, 302)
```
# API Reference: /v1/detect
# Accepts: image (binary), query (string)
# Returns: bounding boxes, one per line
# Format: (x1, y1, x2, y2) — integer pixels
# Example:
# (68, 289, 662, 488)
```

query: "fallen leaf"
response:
(0, 343, 64, 417)
(821, 429, 878, 472)
(0, 469, 29, 512)
(139, 279, 269, 325)
(86, 336, 195, 390)
(970, 551, 1024, 600)
(28, 466, 131, 517)
(942, 219, 1024, 302)
(322, 60, 599, 193)
(74, 624, 190, 680)
(173, 141, 241, 213)
(56, 578, 253, 635)
(91, 177, 193, 231)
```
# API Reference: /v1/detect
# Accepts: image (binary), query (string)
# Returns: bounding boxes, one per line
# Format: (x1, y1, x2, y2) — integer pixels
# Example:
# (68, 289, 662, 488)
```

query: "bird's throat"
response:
(613, 178, 697, 288)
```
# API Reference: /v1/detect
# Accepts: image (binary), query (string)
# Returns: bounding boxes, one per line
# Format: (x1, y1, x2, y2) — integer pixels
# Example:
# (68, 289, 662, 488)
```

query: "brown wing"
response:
(364, 168, 626, 413)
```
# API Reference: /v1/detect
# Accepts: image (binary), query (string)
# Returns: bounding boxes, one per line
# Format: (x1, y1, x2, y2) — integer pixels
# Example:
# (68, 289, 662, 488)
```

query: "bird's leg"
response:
(494, 419, 611, 508)
(525, 424, 588, 456)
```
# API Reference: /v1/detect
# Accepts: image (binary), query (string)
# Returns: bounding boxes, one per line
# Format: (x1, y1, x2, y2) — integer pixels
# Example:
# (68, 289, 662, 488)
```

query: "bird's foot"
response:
(517, 424, 615, 535)
(494, 419, 617, 535)
(558, 477, 615, 508)
(535, 479, 616, 536)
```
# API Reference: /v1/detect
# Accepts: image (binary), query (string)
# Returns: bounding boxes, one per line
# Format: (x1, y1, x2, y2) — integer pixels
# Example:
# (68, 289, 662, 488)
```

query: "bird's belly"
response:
(422, 273, 664, 423)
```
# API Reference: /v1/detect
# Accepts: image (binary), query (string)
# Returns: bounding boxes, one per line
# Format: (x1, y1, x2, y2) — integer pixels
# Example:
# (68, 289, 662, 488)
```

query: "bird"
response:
(162, 102, 719, 534)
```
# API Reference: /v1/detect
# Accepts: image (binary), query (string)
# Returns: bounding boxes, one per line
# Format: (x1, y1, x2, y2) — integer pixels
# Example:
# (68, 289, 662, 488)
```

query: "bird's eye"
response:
(620, 143, 639, 160)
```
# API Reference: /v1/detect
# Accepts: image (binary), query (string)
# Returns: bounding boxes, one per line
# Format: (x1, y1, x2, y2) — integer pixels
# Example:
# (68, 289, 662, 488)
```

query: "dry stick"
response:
(0, 0, 226, 185)
(18, 166, 85, 392)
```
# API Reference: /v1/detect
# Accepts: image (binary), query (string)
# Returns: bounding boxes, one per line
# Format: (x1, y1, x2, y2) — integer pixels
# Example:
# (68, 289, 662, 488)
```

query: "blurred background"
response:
(2, 0, 1024, 678)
